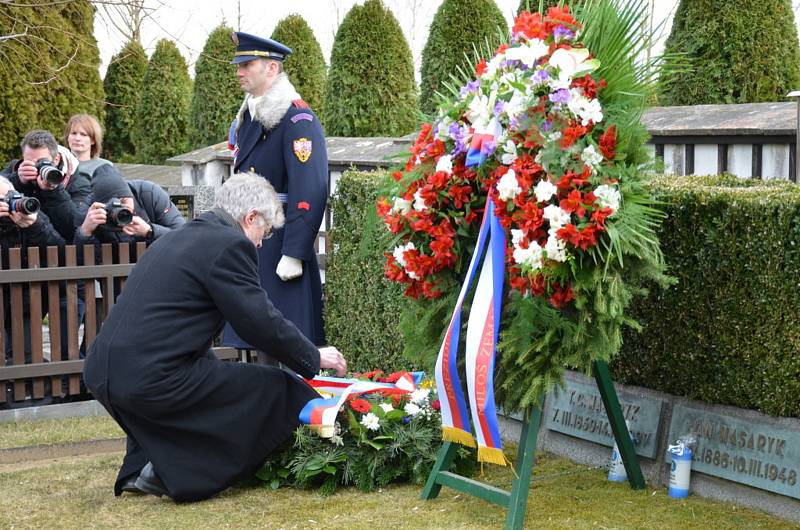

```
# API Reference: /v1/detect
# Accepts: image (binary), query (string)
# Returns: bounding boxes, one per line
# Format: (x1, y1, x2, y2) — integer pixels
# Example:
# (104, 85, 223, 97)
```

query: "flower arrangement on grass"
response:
(256, 371, 474, 495)
(378, 0, 671, 411)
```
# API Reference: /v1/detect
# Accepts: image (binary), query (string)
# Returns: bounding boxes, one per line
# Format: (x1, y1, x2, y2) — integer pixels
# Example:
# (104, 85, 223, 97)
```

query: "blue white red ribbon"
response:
(434, 200, 507, 465)
(465, 117, 501, 168)
(299, 373, 421, 437)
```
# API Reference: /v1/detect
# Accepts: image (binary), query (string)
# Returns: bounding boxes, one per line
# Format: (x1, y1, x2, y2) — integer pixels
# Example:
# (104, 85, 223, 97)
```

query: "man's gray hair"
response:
(0, 175, 13, 189)
(213, 173, 285, 229)
(21, 130, 58, 158)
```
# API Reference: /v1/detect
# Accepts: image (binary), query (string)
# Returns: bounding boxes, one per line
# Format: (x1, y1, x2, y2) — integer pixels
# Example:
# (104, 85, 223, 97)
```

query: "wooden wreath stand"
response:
(421, 360, 645, 530)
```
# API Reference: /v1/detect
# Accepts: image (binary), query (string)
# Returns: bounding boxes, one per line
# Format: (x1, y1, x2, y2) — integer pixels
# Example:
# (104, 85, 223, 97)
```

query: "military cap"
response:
(230, 31, 292, 64)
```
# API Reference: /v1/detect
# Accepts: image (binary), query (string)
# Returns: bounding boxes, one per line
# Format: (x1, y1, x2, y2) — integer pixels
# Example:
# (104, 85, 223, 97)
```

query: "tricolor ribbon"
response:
(434, 200, 508, 465)
(465, 117, 501, 168)
(299, 372, 422, 437)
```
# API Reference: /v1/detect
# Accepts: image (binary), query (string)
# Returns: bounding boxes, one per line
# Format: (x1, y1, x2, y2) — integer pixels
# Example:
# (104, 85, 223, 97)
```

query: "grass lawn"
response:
(0, 416, 796, 529)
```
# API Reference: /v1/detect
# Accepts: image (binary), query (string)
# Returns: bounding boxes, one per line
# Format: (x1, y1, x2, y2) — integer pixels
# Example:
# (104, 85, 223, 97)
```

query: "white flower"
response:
(484, 53, 505, 78)
(548, 47, 596, 80)
(567, 90, 604, 126)
(390, 197, 411, 216)
(410, 388, 430, 405)
(404, 403, 421, 417)
(466, 93, 491, 126)
(379, 403, 394, 413)
(413, 190, 428, 212)
(360, 412, 381, 431)
(545, 234, 567, 262)
(581, 145, 605, 170)
(543, 204, 572, 229)
(435, 154, 453, 174)
(497, 169, 522, 202)
(594, 184, 621, 214)
(505, 90, 529, 122)
(500, 139, 518, 165)
(534, 180, 558, 203)
(504, 39, 549, 68)
(513, 240, 544, 270)
(392, 242, 416, 268)
(511, 228, 525, 246)
(435, 116, 454, 141)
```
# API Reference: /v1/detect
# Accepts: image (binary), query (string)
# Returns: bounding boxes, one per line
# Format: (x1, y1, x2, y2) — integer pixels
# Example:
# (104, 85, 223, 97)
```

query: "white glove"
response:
(276, 255, 303, 281)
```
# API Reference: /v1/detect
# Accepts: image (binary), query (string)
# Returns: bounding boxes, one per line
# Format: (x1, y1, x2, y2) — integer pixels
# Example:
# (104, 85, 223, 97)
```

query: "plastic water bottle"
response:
(667, 436, 695, 498)
(608, 421, 634, 482)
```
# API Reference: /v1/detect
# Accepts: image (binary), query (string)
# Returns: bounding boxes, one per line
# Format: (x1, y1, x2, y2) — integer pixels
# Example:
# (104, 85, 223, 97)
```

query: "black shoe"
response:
(120, 476, 144, 494)
(133, 462, 169, 498)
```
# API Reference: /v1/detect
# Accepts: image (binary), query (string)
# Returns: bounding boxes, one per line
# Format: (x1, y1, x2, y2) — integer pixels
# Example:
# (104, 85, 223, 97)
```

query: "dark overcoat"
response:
(223, 73, 327, 347)
(83, 211, 320, 502)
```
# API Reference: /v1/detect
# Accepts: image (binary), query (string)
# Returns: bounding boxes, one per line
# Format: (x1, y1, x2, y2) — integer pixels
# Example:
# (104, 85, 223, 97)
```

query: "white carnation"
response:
(390, 197, 411, 216)
(545, 234, 567, 262)
(404, 403, 421, 417)
(581, 145, 605, 171)
(534, 180, 558, 203)
(543, 204, 572, 229)
(413, 190, 428, 212)
(504, 39, 549, 68)
(513, 240, 544, 270)
(435, 154, 453, 174)
(496, 169, 522, 202)
(594, 184, 621, 214)
(410, 388, 431, 405)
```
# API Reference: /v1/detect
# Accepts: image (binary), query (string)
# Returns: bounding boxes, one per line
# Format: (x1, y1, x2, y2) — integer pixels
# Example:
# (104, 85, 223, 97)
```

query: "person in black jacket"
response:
(75, 170, 185, 245)
(0, 176, 66, 407)
(4, 130, 90, 243)
(83, 173, 346, 501)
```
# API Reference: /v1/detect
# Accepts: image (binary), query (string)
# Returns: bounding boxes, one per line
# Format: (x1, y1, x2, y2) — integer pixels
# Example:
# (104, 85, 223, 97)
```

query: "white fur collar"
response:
(236, 73, 300, 133)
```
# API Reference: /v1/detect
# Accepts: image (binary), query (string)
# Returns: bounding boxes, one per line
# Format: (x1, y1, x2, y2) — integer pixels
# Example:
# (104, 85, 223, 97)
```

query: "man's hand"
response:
(80, 202, 108, 237)
(276, 255, 303, 281)
(16, 160, 38, 184)
(319, 346, 346, 376)
(9, 210, 37, 228)
(122, 215, 152, 238)
(35, 172, 58, 191)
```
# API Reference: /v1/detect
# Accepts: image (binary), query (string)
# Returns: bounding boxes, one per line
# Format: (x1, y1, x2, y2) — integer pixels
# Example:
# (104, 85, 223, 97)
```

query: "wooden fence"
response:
(0, 242, 239, 408)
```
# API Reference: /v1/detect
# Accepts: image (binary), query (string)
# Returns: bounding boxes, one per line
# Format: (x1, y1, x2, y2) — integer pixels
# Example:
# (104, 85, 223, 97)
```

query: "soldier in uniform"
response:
(223, 32, 327, 353)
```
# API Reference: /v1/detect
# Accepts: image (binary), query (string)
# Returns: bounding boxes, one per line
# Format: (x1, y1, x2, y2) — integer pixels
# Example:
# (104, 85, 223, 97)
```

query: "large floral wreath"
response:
(378, 1, 670, 411)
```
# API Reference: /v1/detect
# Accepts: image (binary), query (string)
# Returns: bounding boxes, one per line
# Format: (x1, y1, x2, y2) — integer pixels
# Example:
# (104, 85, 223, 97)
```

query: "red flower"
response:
(361, 370, 384, 380)
(513, 11, 547, 40)
(448, 184, 473, 209)
(475, 59, 488, 77)
(428, 170, 450, 189)
(591, 207, 613, 227)
(376, 197, 391, 218)
(391, 170, 403, 182)
(384, 255, 407, 282)
(556, 224, 581, 246)
(561, 123, 588, 149)
(409, 212, 434, 234)
(599, 125, 617, 160)
(548, 284, 575, 308)
(431, 399, 441, 411)
(384, 214, 404, 234)
(422, 281, 443, 298)
(560, 190, 588, 218)
(350, 399, 371, 413)
(577, 225, 600, 250)
(545, 5, 580, 32)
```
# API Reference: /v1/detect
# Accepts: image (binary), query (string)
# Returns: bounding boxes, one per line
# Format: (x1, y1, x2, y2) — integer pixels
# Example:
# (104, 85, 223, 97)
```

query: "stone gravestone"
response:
(543, 371, 664, 459)
(668, 404, 800, 500)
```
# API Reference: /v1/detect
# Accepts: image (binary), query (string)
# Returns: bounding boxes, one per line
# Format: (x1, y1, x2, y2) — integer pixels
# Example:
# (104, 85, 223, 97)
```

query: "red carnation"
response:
(475, 59, 488, 77)
(556, 224, 581, 246)
(350, 399, 371, 413)
(376, 198, 391, 218)
(512, 11, 547, 40)
(431, 399, 441, 411)
(599, 125, 617, 160)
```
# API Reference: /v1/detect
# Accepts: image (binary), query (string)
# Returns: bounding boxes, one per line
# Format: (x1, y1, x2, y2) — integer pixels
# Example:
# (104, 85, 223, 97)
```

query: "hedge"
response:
(324, 171, 800, 418)
(324, 170, 409, 372)
(104, 40, 148, 161)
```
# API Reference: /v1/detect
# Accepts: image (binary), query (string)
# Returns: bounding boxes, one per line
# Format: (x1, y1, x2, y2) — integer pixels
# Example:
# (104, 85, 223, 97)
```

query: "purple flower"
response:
(532, 69, 550, 85)
(459, 80, 481, 97)
(549, 89, 570, 104)
(554, 26, 575, 41)
(481, 140, 497, 156)
(450, 124, 468, 156)
(402, 416, 412, 424)
(493, 100, 506, 117)
(541, 120, 553, 132)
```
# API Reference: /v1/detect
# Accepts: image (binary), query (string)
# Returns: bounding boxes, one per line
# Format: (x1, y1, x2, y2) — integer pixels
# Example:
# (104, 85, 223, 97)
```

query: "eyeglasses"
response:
(257, 213, 273, 240)
(262, 227, 273, 241)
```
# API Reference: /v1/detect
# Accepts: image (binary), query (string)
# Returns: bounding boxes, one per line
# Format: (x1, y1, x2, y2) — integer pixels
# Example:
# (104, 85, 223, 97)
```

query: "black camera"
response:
(2, 190, 40, 215)
(35, 158, 65, 186)
(104, 198, 133, 228)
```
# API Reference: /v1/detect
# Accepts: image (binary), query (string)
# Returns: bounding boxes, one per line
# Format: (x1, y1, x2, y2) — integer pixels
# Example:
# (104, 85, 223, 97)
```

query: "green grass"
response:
(0, 416, 795, 529)
(0, 415, 123, 449)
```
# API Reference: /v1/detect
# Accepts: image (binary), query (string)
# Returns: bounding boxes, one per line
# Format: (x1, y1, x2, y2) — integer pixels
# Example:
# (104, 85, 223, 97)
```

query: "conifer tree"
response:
(419, 0, 507, 116)
(0, 0, 104, 161)
(271, 15, 327, 119)
(188, 24, 242, 150)
(660, 0, 800, 105)
(104, 40, 148, 161)
(324, 0, 418, 137)
(134, 39, 192, 164)
(517, 0, 581, 15)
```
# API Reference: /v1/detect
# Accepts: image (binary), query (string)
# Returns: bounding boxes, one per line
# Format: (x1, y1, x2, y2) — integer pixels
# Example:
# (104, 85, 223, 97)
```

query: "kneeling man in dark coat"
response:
(83, 173, 346, 502)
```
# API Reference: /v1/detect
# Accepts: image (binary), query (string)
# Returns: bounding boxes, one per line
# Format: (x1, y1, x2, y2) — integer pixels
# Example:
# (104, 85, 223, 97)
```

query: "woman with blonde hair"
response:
(64, 114, 112, 179)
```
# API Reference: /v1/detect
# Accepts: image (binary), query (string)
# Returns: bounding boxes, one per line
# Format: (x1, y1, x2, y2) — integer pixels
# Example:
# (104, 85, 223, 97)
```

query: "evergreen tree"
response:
(323, 0, 418, 137)
(104, 40, 147, 161)
(271, 15, 327, 120)
(134, 39, 191, 164)
(188, 24, 242, 150)
(0, 1, 104, 161)
(419, 0, 508, 116)
(660, 0, 800, 105)
(517, 0, 581, 14)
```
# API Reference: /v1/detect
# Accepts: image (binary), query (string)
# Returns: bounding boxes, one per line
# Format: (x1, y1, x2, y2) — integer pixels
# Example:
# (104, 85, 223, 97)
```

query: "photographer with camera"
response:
(75, 170, 184, 246)
(0, 175, 66, 407)
(3, 130, 91, 242)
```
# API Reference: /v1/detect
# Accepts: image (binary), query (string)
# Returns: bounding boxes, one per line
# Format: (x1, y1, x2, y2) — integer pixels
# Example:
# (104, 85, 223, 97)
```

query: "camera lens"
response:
(114, 208, 133, 226)
(8, 196, 40, 215)
(39, 165, 65, 186)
